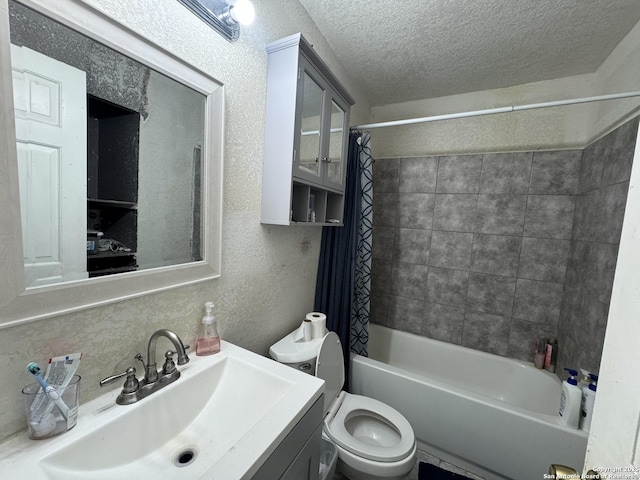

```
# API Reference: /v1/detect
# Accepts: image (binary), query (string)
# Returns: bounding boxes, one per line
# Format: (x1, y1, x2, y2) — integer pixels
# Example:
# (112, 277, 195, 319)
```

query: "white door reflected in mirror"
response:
(12, 44, 87, 287)
(9, 0, 206, 288)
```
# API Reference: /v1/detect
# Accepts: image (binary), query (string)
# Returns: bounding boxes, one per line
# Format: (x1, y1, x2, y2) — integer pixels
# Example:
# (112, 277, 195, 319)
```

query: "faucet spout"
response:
(145, 329, 190, 383)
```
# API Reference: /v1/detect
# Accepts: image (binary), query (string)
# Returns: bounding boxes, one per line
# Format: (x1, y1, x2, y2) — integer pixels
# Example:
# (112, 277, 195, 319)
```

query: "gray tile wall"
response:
(371, 150, 581, 360)
(371, 117, 639, 372)
(557, 117, 639, 376)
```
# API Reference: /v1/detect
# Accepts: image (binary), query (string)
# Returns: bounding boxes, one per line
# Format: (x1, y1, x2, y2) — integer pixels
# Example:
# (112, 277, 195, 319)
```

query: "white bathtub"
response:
(349, 324, 587, 480)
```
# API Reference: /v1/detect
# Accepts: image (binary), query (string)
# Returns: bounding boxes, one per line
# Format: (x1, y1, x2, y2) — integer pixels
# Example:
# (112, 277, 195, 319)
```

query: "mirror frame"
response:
(0, 0, 223, 328)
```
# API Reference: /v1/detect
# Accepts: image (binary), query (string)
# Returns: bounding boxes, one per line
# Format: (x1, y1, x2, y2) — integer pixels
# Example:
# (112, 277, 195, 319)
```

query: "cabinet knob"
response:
(322, 157, 331, 163)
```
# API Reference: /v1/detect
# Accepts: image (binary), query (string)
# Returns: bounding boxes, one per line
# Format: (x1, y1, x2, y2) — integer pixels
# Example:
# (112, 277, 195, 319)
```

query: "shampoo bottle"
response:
(580, 373, 598, 432)
(558, 368, 581, 429)
(196, 302, 220, 356)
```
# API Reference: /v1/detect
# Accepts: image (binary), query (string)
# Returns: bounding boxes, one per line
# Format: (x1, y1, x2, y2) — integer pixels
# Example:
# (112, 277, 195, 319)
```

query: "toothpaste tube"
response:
(30, 353, 82, 431)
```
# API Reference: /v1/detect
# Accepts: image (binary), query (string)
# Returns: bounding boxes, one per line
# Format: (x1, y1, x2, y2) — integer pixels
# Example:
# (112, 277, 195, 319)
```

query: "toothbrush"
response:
(27, 362, 69, 420)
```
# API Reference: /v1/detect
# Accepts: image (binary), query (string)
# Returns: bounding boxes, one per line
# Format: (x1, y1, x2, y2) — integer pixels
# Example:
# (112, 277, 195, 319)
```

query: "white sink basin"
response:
(0, 341, 324, 479)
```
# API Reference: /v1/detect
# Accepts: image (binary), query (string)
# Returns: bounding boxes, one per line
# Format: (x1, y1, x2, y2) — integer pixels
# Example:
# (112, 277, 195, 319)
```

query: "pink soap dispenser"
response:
(196, 302, 220, 356)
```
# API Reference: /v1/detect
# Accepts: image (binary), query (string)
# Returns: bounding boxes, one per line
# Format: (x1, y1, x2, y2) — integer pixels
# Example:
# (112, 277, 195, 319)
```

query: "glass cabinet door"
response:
(325, 99, 346, 188)
(296, 71, 324, 181)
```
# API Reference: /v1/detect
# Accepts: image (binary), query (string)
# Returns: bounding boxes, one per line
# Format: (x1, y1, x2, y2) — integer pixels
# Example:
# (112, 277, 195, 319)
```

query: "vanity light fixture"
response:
(177, 0, 255, 42)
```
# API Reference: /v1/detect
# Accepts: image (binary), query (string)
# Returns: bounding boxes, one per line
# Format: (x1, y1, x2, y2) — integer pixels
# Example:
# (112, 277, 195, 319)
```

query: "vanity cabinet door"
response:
(251, 396, 323, 480)
(279, 426, 321, 480)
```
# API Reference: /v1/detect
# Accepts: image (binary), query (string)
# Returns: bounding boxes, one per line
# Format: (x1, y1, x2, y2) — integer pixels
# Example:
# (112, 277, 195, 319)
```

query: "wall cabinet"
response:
(261, 33, 355, 226)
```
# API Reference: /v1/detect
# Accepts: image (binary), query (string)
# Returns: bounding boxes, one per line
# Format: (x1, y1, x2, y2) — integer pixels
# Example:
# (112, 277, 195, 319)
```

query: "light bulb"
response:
(230, 0, 255, 25)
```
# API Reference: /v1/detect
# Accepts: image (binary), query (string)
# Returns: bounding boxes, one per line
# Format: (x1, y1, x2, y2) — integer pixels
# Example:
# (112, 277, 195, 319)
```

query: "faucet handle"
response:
(135, 353, 146, 370)
(99, 366, 140, 394)
(178, 343, 190, 366)
(162, 350, 177, 374)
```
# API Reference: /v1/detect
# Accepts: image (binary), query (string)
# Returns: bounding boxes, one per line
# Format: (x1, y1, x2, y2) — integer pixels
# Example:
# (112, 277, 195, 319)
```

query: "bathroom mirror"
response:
(0, 0, 223, 327)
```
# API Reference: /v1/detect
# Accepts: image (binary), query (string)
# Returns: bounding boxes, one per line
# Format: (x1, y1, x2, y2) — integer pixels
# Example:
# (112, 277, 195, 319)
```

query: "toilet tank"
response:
(280, 358, 317, 375)
(269, 325, 323, 375)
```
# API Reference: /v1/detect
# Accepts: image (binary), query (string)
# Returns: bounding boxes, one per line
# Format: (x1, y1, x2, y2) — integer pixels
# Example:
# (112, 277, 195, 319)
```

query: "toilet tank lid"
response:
(269, 325, 323, 363)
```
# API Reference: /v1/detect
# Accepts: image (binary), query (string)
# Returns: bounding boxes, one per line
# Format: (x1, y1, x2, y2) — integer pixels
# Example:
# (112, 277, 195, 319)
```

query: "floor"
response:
(331, 449, 485, 480)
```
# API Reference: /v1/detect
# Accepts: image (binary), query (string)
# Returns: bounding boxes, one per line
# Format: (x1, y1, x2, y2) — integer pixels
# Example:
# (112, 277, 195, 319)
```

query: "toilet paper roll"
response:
(302, 319, 313, 342)
(306, 312, 327, 339)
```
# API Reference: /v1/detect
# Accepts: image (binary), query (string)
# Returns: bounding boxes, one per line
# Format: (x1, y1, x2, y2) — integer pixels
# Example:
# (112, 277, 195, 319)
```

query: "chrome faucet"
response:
(100, 329, 190, 405)
(144, 329, 190, 383)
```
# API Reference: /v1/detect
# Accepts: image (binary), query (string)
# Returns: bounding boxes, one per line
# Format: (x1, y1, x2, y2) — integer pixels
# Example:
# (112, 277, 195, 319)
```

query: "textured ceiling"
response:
(298, 0, 640, 106)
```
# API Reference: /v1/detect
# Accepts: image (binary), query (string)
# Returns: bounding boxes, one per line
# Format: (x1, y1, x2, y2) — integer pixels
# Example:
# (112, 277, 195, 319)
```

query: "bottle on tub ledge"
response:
(544, 337, 558, 373)
(578, 368, 593, 389)
(580, 373, 598, 432)
(558, 368, 581, 429)
(534, 337, 546, 369)
(196, 301, 221, 356)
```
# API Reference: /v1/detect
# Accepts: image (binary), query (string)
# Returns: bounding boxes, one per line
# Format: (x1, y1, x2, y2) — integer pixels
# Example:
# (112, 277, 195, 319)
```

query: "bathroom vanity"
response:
(252, 397, 323, 480)
(0, 341, 325, 479)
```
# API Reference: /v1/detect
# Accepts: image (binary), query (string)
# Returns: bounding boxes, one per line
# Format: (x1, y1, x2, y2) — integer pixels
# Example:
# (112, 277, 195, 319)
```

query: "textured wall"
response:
(589, 19, 640, 141)
(368, 74, 595, 158)
(557, 117, 639, 376)
(370, 150, 580, 360)
(0, 0, 370, 441)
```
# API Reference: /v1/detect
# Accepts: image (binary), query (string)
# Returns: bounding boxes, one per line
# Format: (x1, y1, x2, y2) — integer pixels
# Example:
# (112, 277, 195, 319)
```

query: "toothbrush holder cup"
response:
(21, 375, 81, 440)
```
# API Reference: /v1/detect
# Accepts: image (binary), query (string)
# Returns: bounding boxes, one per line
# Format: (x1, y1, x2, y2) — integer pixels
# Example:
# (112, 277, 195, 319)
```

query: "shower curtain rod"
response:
(351, 91, 640, 130)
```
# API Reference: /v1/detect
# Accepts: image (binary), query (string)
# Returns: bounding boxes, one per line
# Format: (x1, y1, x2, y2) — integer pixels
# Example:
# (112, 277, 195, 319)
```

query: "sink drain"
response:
(174, 447, 198, 467)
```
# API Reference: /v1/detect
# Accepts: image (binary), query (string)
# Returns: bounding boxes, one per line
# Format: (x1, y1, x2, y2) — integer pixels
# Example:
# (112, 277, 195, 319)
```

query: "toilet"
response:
(270, 329, 416, 480)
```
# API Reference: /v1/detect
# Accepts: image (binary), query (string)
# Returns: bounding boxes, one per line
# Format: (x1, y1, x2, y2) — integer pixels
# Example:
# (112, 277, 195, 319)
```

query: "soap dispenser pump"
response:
(196, 302, 220, 356)
(558, 368, 581, 429)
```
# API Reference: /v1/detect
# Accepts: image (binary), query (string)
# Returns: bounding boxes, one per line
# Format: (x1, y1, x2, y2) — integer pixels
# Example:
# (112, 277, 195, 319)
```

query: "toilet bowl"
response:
(270, 328, 416, 480)
(324, 391, 417, 480)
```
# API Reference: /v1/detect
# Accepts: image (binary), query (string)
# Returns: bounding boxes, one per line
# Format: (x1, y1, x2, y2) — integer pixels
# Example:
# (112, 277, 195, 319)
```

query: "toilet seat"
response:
(324, 392, 416, 462)
(316, 332, 416, 464)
